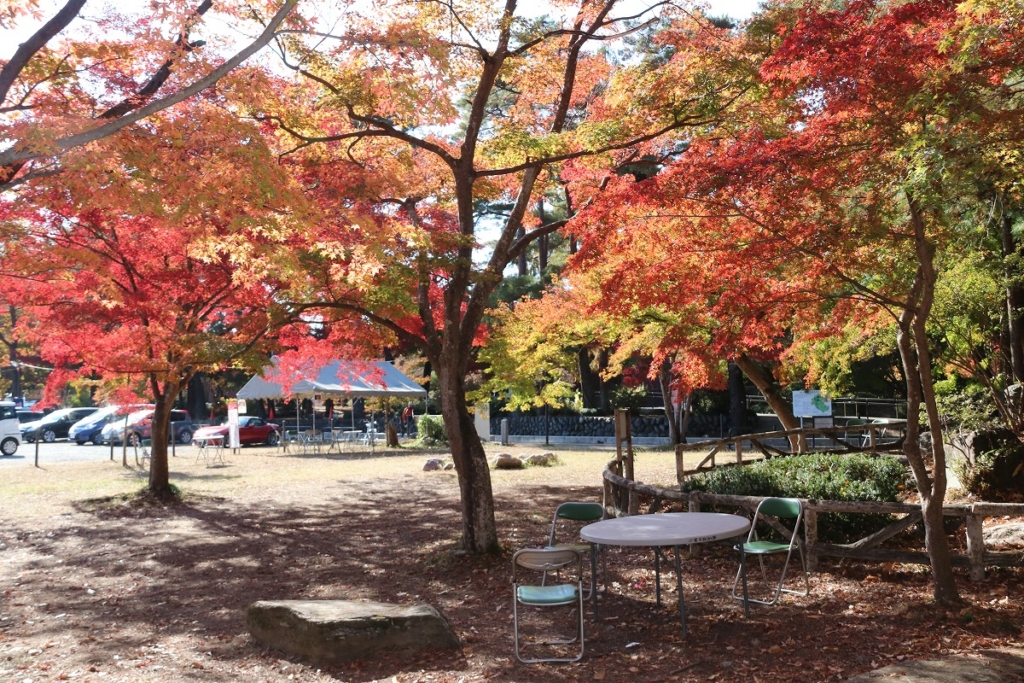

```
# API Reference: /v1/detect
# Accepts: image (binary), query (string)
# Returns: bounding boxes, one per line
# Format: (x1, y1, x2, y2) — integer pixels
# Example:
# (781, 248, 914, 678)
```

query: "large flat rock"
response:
(844, 648, 1024, 683)
(247, 599, 460, 665)
(985, 522, 1024, 546)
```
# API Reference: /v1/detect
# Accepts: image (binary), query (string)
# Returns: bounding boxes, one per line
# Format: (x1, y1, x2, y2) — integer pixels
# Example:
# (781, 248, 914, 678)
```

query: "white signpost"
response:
(474, 402, 491, 442)
(227, 399, 240, 449)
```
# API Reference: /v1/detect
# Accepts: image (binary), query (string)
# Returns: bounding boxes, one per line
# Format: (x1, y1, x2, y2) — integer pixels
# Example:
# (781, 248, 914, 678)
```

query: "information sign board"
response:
(793, 390, 832, 417)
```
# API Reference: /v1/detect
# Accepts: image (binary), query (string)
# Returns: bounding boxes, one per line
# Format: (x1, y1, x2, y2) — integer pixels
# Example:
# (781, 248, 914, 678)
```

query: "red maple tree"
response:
(569, 0, 1024, 602)
(2, 102, 300, 493)
(252, 0, 748, 552)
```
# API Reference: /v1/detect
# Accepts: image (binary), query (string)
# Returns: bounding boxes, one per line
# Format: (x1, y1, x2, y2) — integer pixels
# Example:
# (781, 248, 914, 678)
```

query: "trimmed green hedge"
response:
(416, 414, 449, 447)
(680, 453, 909, 543)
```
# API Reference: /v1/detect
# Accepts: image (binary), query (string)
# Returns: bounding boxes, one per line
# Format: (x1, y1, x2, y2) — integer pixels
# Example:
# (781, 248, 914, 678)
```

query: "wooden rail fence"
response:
(678, 420, 907, 481)
(601, 458, 1024, 581)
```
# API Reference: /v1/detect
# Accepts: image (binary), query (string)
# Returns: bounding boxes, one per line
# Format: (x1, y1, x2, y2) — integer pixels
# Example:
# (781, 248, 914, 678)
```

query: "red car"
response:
(193, 416, 281, 446)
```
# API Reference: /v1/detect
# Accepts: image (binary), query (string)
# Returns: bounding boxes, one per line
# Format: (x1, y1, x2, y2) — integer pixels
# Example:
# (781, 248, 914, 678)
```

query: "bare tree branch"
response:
(0, 0, 300, 172)
(0, 0, 87, 105)
(506, 219, 569, 263)
(99, 0, 215, 119)
(344, 105, 459, 168)
(510, 17, 659, 57)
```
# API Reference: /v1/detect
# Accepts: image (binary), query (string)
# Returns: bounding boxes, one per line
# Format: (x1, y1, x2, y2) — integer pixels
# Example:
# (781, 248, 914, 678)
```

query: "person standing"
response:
(401, 403, 414, 437)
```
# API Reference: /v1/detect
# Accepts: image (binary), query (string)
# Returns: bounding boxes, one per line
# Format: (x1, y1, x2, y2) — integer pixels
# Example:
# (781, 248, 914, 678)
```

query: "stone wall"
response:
(490, 412, 730, 439)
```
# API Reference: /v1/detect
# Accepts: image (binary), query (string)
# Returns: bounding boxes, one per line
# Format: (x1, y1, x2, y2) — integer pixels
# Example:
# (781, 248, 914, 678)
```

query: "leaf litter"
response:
(0, 450, 1020, 683)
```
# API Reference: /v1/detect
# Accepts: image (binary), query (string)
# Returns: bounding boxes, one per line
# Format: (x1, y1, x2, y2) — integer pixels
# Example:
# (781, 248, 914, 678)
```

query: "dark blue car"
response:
(69, 405, 121, 445)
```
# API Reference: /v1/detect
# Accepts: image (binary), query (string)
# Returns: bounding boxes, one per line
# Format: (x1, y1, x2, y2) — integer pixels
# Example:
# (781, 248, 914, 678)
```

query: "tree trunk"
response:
(734, 354, 804, 450)
(148, 377, 182, 496)
(578, 348, 601, 410)
(598, 349, 610, 412)
(896, 198, 960, 604)
(438, 358, 499, 554)
(537, 199, 549, 274)
(4, 306, 19, 401)
(516, 226, 528, 276)
(897, 314, 960, 603)
(659, 365, 679, 445)
(680, 397, 693, 441)
(734, 355, 798, 431)
(186, 373, 209, 424)
(727, 362, 748, 436)
(385, 423, 399, 447)
(1002, 210, 1024, 384)
(658, 357, 688, 445)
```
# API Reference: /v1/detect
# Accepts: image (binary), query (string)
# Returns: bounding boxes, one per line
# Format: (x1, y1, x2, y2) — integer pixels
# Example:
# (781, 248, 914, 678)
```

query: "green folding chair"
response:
(513, 547, 585, 664)
(731, 497, 810, 607)
(546, 501, 604, 600)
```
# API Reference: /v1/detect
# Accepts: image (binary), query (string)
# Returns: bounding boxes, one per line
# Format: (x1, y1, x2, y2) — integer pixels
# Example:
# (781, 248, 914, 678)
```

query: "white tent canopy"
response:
(236, 359, 427, 400)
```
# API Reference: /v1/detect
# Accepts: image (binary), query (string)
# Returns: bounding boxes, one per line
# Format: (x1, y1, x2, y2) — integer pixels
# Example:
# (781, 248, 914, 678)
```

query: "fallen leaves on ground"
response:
(0, 451, 1020, 683)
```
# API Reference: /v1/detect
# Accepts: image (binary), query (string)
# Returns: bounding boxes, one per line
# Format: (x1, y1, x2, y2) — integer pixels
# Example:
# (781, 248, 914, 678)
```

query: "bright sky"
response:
(705, 0, 762, 21)
(1, 0, 764, 62)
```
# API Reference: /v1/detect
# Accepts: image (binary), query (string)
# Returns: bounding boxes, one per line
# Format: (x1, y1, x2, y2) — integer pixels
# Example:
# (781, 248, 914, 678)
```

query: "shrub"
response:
(416, 414, 448, 447)
(934, 383, 1000, 435)
(952, 436, 1024, 500)
(611, 385, 647, 411)
(680, 453, 909, 543)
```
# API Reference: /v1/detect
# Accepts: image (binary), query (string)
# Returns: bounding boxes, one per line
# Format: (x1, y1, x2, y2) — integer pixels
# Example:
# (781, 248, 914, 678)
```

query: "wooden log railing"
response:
(679, 420, 907, 480)
(601, 459, 1024, 581)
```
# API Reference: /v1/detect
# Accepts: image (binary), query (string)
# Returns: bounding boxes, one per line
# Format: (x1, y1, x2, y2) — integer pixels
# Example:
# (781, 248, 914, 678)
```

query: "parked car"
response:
(100, 408, 193, 445)
(21, 407, 100, 443)
(193, 416, 281, 446)
(0, 401, 21, 456)
(16, 407, 52, 423)
(69, 405, 150, 445)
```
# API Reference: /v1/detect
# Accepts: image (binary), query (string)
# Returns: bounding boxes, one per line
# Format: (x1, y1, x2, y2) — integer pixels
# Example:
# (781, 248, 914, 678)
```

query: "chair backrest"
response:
(514, 547, 580, 573)
(555, 502, 604, 522)
(756, 497, 801, 520)
(749, 497, 803, 546)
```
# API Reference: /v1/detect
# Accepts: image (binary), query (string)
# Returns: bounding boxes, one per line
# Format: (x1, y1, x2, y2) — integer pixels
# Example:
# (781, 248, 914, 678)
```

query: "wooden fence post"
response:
(804, 507, 818, 573)
(615, 412, 623, 463)
(735, 438, 743, 465)
(614, 458, 622, 511)
(688, 493, 703, 558)
(616, 409, 635, 484)
(966, 513, 985, 581)
(628, 484, 640, 516)
(603, 476, 612, 517)
(869, 425, 877, 454)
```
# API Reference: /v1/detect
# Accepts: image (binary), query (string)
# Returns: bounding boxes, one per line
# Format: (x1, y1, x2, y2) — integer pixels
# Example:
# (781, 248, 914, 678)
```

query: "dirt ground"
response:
(0, 443, 1021, 683)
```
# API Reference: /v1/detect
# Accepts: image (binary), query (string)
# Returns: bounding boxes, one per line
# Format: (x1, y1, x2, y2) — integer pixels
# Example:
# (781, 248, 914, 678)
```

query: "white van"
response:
(0, 401, 21, 456)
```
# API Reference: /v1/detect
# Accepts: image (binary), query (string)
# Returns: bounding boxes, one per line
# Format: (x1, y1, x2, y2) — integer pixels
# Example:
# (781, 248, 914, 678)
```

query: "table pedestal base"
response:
(590, 541, 751, 636)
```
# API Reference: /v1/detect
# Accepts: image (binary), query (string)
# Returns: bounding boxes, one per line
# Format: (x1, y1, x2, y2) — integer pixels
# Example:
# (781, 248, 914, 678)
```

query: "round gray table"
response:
(580, 512, 751, 635)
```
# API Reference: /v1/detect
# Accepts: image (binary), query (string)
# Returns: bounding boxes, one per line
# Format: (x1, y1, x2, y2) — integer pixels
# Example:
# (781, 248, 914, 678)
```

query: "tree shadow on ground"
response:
(1, 474, 1021, 683)
(51, 477, 470, 679)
